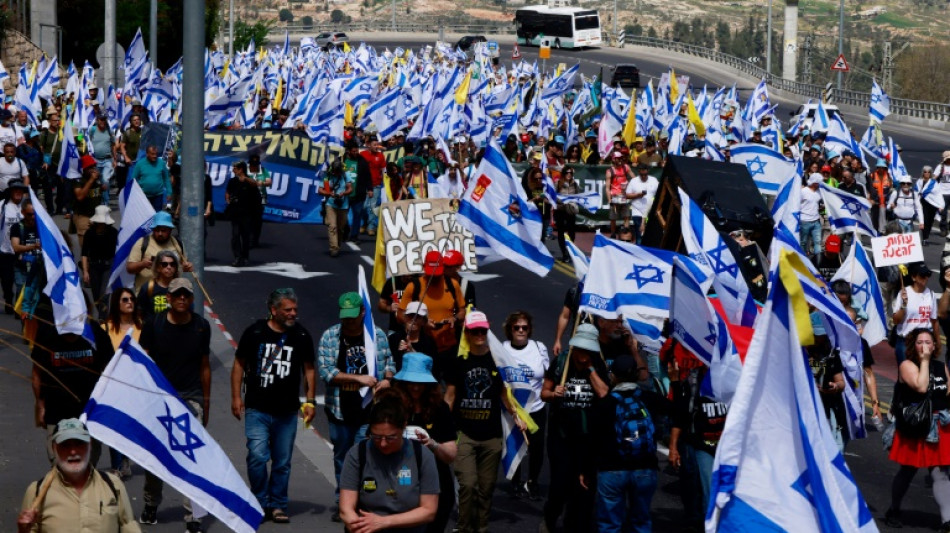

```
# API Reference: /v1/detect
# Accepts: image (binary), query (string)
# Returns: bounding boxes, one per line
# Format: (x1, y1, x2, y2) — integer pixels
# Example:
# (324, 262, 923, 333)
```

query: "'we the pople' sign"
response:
(379, 198, 477, 276)
(870, 232, 924, 267)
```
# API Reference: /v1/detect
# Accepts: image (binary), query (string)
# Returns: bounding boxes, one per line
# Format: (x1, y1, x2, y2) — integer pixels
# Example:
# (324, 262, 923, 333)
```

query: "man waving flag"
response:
(457, 138, 554, 277)
(357, 264, 377, 406)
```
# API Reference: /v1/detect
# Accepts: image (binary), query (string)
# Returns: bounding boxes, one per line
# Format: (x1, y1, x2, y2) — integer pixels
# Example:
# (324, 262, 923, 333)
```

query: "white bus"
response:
(514, 5, 602, 49)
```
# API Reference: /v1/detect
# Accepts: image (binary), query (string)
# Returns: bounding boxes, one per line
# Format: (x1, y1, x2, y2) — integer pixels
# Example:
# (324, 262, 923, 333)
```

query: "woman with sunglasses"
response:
(137, 250, 179, 325)
(101, 287, 143, 479)
(339, 394, 440, 533)
(502, 311, 548, 501)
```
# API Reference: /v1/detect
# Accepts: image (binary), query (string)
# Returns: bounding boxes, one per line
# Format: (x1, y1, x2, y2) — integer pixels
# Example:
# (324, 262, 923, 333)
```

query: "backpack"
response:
(138, 234, 185, 262)
(611, 387, 656, 462)
(406, 275, 464, 315)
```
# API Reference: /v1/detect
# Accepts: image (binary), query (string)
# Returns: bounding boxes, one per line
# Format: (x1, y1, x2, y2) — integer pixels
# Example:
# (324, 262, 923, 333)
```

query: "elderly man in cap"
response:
(88, 112, 117, 204)
(317, 291, 395, 522)
(127, 210, 193, 292)
(800, 173, 824, 261)
(18, 419, 140, 533)
(138, 277, 212, 531)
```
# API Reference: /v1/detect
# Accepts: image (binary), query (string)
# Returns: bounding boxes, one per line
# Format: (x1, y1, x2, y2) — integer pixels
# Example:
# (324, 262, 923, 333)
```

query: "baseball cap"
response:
(152, 211, 175, 228)
(807, 173, 823, 186)
(168, 277, 194, 294)
(820, 165, 832, 173)
(610, 354, 639, 382)
(943, 150, 950, 161)
(338, 291, 363, 318)
(53, 418, 91, 444)
(825, 234, 841, 254)
(443, 249, 464, 267)
(465, 311, 489, 329)
(80, 154, 97, 171)
(423, 250, 444, 276)
(405, 301, 428, 317)
(910, 262, 932, 277)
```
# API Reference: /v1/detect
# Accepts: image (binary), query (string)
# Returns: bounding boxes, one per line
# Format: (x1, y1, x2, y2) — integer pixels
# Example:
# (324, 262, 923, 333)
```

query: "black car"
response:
(611, 64, 640, 89)
(456, 35, 487, 51)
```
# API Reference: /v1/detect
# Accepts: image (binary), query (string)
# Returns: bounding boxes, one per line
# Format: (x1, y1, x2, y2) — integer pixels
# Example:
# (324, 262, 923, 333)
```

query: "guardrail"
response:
(271, 21, 515, 36)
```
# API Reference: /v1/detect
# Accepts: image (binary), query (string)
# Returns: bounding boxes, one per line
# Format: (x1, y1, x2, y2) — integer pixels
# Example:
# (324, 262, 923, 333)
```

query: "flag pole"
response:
(189, 271, 214, 306)
(559, 308, 584, 386)
(29, 469, 56, 512)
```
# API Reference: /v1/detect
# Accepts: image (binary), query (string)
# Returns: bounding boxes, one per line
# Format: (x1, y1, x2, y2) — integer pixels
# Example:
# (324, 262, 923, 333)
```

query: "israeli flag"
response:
(771, 168, 803, 239)
(870, 80, 891, 124)
(83, 336, 264, 533)
(812, 99, 832, 132)
(29, 190, 96, 343)
(888, 136, 912, 184)
(540, 63, 579, 100)
(579, 234, 707, 351)
(706, 250, 876, 533)
(560, 190, 601, 213)
(356, 265, 378, 406)
(921, 176, 946, 211)
(57, 118, 82, 180)
(564, 236, 589, 280)
(489, 330, 539, 480)
(831, 241, 886, 346)
(819, 183, 877, 237)
(728, 143, 796, 195)
(108, 178, 156, 291)
(457, 139, 554, 277)
(678, 188, 758, 327)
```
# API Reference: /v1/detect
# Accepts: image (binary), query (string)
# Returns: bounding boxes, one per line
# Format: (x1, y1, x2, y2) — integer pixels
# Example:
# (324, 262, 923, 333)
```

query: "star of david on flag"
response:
(83, 335, 264, 533)
(819, 183, 877, 237)
(625, 264, 664, 288)
(729, 143, 797, 195)
(744, 156, 766, 177)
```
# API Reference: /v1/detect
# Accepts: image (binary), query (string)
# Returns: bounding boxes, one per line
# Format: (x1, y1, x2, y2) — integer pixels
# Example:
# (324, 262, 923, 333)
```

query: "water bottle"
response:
(871, 414, 885, 432)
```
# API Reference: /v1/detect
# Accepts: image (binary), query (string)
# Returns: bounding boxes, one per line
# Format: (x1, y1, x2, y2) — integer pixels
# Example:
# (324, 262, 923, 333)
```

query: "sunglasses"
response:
(468, 328, 488, 335)
(159, 261, 177, 267)
(120, 296, 134, 303)
(170, 291, 191, 299)
(512, 325, 529, 332)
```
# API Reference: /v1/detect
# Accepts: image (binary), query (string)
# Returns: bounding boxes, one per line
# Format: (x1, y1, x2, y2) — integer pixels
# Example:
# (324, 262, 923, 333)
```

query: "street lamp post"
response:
(766, 0, 772, 77)
(837, 0, 844, 90)
(182, 0, 206, 309)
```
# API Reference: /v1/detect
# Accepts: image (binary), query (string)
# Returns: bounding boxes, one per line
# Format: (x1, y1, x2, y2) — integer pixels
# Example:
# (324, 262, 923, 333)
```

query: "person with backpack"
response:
(583, 354, 669, 533)
(888, 176, 924, 234)
(136, 250, 180, 325)
(17, 418, 140, 533)
(126, 211, 193, 292)
(539, 323, 610, 533)
(339, 394, 440, 532)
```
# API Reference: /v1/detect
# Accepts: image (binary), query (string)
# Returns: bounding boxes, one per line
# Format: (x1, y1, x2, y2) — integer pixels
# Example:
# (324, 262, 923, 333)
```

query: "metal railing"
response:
(271, 21, 515, 36)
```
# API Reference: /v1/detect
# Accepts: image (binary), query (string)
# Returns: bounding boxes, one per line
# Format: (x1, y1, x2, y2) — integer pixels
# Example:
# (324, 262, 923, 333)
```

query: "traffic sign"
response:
(487, 41, 498, 53)
(539, 45, 551, 60)
(830, 54, 850, 72)
(512, 44, 521, 59)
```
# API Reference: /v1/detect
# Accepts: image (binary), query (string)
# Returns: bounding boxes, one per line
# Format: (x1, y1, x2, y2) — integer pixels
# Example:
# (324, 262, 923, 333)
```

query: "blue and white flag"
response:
(870, 80, 891, 124)
(921, 176, 946, 211)
(812, 99, 832, 132)
(580, 234, 707, 350)
(670, 256, 742, 404)
(358, 265, 377, 407)
(678, 188, 758, 327)
(706, 251, 875, 533)
(29, 190, 95, 344)
(540, 63, 579, 100)
(457, 139, 554, 277)
(57, 118, 82, 180)
(490, 330, 539, 480)
(819, 183, 877, 237)
(83, 336, 264, 533)
(728, 142, 797, 195)
(108, 178, 156, 291)
(831, 241, 886, 347)
(771, 168, 803, 239)
(564, 236, 589, 280)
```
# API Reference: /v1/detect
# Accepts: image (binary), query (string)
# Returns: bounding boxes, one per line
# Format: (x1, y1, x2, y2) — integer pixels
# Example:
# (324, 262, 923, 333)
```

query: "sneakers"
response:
(883, 508, 902, 528)
(139, 505, 158, 525)
(525, 480, 541, 501)
(185, 521, 203, 533)
(511, 482, 528, 499)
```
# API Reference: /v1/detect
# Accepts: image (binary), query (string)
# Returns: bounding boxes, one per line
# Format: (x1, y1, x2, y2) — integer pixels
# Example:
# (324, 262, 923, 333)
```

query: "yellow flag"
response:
(343, 42, 351, 53)
(668, 68, 679, 103)
(371, 225, 387, 293)
(274, 77, 284, 112)
(344, 102, 354, 127)
(455, 69, 472, 106)
(621, 89, 638, 146)
(777, 250, 820, 347)
(685, 93, 706, 137)
(220, 59, 230, 80)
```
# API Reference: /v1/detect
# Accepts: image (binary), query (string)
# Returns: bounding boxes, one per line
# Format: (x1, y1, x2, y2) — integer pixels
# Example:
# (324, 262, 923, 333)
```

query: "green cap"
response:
(338, 292, 363, 319)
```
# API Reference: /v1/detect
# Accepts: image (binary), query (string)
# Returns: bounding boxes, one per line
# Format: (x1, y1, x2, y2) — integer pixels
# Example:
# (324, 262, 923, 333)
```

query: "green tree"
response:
(647, 26, 658, 38)
(279, 8, 294, 22)
(232, 19, 273, 51)
(331, 9, 346, 23)
(624, 23, 643, 37)
(301, 15, 314, 30)
(715, 20, 731, 51)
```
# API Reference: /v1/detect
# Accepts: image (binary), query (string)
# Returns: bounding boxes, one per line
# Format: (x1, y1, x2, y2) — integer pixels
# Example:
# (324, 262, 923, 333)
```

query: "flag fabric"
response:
(706, 250, 876, 533)
(564, 236, 589, 280)
(670, 256, 742, 404)
(921, 176, 946, 211)
(870, 80, 891, 124)
(57, 118, 82, 180)
(579, 234, 706, 351)
(678, 187, 758, 327)
(728, 143, 797, 195)
(29, 189, 95, 343)
(109, 178, 157, 290)
(489, 330, 540, 480)
(831, 241, 886, 346)
(357, 265, 377, 406)
(83, 335, 264, 533)
(541, 64, 579, 100)
(771, 168, 803, 239)
(457, 139, 554, 277)
(819, 183, 877, 237)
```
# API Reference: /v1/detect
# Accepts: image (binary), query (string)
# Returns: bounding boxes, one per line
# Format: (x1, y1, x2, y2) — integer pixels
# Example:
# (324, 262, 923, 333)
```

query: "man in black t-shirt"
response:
(231, 288, 315, 523)
(137, 277, 211, 530)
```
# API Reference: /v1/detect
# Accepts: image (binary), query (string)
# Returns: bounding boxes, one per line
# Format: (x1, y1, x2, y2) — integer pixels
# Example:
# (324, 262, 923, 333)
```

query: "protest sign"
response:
(871, 232, 924, 267)
(380, 198, 476, 276)
(205, 129, 342, 224)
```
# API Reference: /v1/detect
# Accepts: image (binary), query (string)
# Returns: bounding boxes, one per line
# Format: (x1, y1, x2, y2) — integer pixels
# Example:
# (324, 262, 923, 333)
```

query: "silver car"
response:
(315, 32, 348, 50)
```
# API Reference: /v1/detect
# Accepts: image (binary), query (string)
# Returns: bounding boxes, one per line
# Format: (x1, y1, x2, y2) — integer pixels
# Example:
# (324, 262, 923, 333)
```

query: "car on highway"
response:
(610, 64, 640, 89)
(315, 32, 348, 50)
(456, 35, 487, 51)
(789, 102, 841, 132)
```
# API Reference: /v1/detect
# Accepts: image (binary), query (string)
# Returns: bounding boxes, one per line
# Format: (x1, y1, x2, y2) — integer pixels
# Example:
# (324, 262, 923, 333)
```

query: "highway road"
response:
(1, 36, 948, 532)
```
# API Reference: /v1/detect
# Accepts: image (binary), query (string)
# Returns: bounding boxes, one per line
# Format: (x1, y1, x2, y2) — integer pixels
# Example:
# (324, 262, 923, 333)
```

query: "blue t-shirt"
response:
(326, 172, 354, 210)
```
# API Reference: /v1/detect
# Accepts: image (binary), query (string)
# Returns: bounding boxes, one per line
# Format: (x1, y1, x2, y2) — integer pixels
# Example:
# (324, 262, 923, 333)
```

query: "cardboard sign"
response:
(871, 232, 924, 267)
(380, 198, 477, 276)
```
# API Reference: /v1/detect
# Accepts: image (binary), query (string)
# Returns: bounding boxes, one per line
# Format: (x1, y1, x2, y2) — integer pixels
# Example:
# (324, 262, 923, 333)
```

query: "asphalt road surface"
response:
(2, 37, 950, 532)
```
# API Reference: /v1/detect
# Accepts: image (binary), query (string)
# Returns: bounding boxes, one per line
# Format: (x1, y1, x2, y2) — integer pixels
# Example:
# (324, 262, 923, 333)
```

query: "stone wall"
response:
(1, 29, 47, 88)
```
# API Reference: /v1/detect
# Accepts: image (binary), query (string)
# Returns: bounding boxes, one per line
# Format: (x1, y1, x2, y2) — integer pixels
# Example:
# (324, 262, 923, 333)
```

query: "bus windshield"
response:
(574, 11, 600, 30)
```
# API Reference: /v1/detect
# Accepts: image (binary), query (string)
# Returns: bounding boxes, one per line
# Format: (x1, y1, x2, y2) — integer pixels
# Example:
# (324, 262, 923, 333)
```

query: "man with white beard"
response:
(17, 418, 140, 533)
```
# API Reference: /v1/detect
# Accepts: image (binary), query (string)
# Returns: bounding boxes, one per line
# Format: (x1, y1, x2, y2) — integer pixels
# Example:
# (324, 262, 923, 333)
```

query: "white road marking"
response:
(362, 255, 375, 266)
(346, 242, 360, 251)
(458, 271, 501, 282)
(205, 261, 331, 279)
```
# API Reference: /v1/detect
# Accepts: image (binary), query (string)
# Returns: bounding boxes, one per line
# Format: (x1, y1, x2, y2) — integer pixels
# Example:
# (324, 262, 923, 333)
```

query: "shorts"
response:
(610, 203, 630, 221)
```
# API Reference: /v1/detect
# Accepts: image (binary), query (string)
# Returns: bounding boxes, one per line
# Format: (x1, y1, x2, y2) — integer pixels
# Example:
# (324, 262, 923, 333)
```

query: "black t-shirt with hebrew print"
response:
(235, 319, 315, 415)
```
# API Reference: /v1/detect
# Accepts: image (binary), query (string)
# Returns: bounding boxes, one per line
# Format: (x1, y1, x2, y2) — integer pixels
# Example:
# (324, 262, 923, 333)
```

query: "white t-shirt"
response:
(502, 339, 549, 414)
(892, 287, 938, 337)
(0, 125, 23, 147)
(800, 186, 821, 222)
(625, 175, 659, 218)
(0, 157, 27, 191)
(0, 200, 21, 254)
(936, 163, 950, 196)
